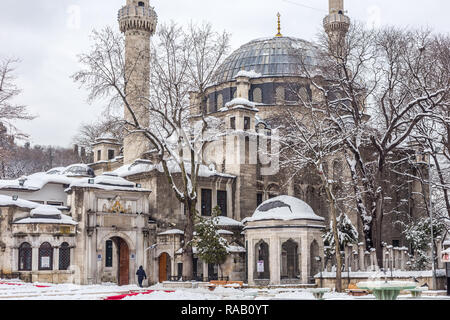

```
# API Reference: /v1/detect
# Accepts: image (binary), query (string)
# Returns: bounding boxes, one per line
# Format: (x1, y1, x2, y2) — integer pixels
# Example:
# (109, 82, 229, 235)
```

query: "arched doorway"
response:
(111, 237, 130, 286)
(158, 253, 171, 283)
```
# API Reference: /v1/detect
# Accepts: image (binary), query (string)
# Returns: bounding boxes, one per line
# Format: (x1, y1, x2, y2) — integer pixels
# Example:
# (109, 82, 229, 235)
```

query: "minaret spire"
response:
(275, 12, 282, 37)
(118, 0, 158, 164)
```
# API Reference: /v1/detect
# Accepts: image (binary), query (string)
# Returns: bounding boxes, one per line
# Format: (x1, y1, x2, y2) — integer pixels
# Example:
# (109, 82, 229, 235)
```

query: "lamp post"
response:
(428, 149, 439, 290)
(315, 256, 323, 287)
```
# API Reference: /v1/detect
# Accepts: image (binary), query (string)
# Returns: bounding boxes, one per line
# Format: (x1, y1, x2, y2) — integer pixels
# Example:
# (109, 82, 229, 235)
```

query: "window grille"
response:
(59, 242, 70, 270)
(19, 242, 32, 271)
(253, 88, 262, 103)
(38, 242, 53, 270)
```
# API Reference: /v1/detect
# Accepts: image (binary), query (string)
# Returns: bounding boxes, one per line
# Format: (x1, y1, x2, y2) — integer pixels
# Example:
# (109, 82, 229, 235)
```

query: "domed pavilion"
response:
(243, 196, 325, 286)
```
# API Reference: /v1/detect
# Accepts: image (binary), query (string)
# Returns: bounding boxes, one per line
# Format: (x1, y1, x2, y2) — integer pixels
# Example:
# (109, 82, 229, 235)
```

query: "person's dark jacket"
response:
(136, 268, 147, 279)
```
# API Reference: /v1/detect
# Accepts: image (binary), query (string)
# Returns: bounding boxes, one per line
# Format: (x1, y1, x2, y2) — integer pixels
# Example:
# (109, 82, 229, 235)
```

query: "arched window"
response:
(281, 239, 299, 279)
(217, 94, 223, 110)
(253, 88, 262, 103)
(39, 242, 53, 270)
(18, 242, 32, 271)
(275, 86, 285, 104)
(105, 240, 113, 267)
(255, 240, 270, 279)
(59, 242, 70, 270)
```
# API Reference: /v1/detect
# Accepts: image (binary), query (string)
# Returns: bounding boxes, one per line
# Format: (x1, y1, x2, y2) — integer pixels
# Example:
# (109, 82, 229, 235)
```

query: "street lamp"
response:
(428, 147, 440, 290)
(315, 256, 323, 287)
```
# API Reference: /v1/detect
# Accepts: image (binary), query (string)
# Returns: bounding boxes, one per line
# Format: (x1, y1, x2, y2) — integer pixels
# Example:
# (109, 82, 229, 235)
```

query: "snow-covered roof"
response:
(209, 216, 243, 227)
(65, 173, 151, 193)
(12, 204, 77, 225)
(227, 245, 246, 253)
(158, 229, 184, 236)
(243, 195, 325, 223)
(112, 159, 235, 180)
(0, 172, 73, 191)
(14, 213, 77, 225)
(219, 98, 259, 113)
(217, 229, 234, 235)
(30, 205, 61, 218)
(0, 194, 40, 209)
(0, 164, 95, 192)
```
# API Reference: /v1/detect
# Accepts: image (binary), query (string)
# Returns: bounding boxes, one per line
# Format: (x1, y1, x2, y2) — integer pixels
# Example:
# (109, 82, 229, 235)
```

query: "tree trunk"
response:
(322, 177, 342, 292)
(182, 199, 196, 281)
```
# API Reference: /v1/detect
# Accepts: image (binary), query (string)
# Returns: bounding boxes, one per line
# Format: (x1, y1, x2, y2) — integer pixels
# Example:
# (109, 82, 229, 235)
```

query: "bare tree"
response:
(73, 23, 230, 279)
(290, 23, 450, 266)
(0, 57, 35, 175)
(276, 98, 354, 291)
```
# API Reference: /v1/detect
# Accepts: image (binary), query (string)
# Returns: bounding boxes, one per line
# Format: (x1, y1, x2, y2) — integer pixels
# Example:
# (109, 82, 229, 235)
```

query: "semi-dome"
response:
(243, 195, 325, 223)
(213, 36, 320, 84)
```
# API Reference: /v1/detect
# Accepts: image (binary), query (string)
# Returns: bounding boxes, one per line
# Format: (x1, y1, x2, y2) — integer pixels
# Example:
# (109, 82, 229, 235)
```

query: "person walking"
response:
(136, 266, 147, 288)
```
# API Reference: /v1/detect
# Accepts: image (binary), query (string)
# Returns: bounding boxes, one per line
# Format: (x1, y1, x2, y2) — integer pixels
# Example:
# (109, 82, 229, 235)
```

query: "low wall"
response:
(315, 270, 447, 290)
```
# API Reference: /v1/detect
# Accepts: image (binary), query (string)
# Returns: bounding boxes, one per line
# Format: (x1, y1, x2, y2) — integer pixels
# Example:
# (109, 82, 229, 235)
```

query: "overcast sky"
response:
(1, 0, 449, 148)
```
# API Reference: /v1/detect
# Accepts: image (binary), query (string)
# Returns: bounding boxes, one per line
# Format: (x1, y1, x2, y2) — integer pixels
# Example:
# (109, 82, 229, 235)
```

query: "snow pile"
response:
(234, 70, 262, 79)
(243, 195, 325, 223)
(158, 229, 185, 236)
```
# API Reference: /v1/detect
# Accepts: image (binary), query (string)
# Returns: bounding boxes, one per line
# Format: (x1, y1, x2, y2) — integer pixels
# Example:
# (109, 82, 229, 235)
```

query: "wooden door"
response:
(159, 253, 168, 283)
(118, 239, 129, 286)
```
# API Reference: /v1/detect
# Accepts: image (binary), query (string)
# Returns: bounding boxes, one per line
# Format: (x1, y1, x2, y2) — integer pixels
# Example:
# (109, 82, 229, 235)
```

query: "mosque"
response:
(0, 0, 428, 287)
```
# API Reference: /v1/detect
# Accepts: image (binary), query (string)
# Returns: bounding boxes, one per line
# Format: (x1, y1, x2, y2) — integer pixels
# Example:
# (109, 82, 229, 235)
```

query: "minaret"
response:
(118, 0, 158, 164)
(323, 0, 350, 55)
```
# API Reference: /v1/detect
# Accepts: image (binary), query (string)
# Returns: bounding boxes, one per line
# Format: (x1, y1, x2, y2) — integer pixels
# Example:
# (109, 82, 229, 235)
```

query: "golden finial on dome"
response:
(276, 12, 282, 37)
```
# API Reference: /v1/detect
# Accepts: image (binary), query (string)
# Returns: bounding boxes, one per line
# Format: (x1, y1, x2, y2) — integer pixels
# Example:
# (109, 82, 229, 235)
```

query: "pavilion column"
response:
(247, 238, 254, 285)
(369, 249, 377, 270)
(358, 243, 365, 271)
(269, 237, 280, 285)
(300, 235, 309, 284)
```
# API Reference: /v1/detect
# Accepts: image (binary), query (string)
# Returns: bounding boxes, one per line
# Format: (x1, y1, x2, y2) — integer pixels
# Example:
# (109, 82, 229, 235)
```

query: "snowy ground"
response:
(0, 279, 449, 300)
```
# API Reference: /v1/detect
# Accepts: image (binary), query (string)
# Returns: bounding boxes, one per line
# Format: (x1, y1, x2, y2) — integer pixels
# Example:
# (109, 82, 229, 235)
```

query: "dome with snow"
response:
(213, 36, 320, 84)
(243, 195, 324, 223)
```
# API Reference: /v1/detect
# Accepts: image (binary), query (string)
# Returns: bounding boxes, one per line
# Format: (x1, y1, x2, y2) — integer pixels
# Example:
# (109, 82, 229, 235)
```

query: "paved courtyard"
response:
(0, 279, 449, 300)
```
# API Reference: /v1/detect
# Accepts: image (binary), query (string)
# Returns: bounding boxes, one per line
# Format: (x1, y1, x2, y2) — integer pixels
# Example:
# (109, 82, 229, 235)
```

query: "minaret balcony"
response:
(323, 13, 350, 28)
(118, 5, 157, 34)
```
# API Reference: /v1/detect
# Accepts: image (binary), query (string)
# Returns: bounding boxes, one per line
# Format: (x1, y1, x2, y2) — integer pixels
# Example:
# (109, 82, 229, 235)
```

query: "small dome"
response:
(243, 195, 324, 223)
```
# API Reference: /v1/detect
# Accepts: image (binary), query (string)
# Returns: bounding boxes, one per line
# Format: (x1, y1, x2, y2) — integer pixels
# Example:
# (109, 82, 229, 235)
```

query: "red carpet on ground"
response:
(0, 282, 50, 288)
(104, 290, 174, 300)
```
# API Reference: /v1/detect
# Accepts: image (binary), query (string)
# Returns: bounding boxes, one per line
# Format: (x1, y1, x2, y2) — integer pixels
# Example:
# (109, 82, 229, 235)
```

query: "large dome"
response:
(213, 36, 320, 84)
